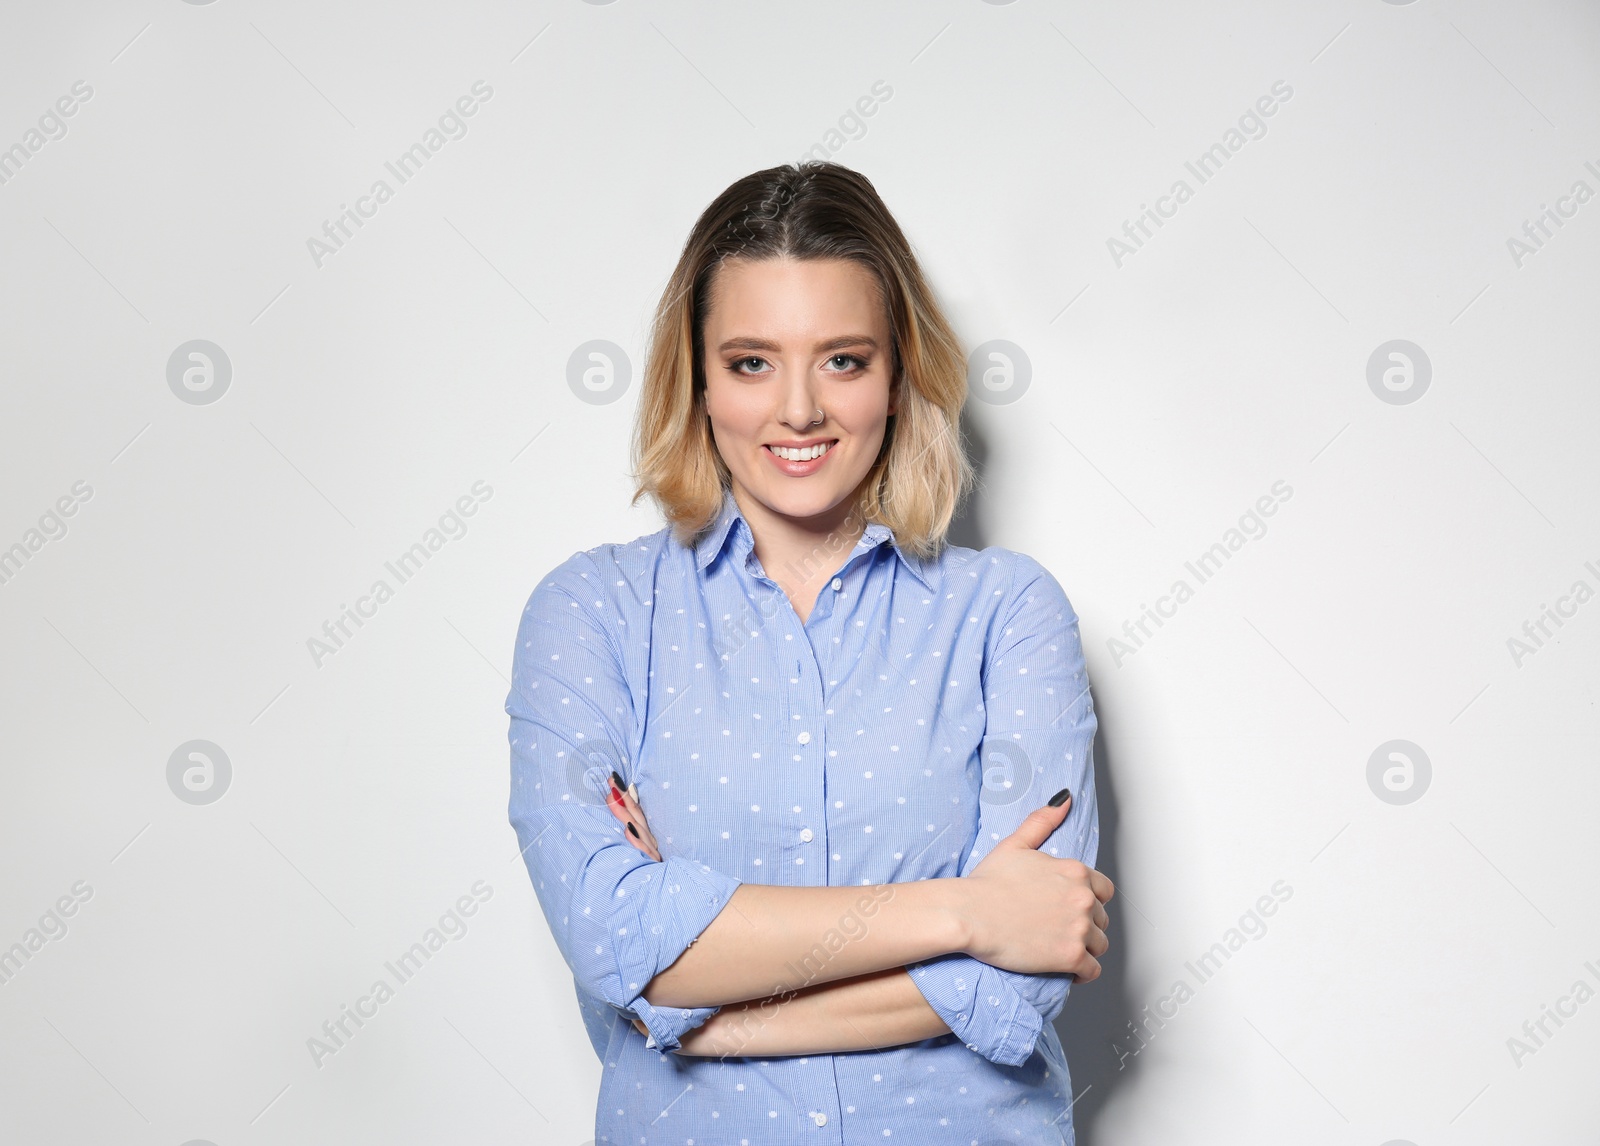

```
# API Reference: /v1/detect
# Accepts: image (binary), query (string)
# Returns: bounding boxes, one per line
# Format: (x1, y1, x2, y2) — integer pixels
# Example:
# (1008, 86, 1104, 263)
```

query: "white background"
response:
(1, 1, 1596, 1143)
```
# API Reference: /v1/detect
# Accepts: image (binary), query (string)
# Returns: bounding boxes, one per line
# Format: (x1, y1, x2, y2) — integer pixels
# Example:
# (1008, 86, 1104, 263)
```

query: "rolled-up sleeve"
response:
(506, 556, 743, 1054)
(908, 552, 1100, 1067)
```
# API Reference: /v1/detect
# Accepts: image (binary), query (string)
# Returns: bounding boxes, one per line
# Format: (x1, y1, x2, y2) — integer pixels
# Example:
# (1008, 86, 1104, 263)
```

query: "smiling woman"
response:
(507, 160, 1114, 1144)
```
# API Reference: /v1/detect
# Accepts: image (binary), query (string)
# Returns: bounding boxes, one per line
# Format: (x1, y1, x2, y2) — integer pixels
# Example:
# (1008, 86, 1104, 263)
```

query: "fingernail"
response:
(627, 822, 641, 838)
(627, 782, 639, 802)
(1048, 787, 1072, 807)
(611, 771, 625, 791)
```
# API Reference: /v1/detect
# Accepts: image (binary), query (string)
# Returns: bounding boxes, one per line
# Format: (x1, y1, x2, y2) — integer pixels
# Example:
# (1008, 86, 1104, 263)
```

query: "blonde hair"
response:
(630, 161, 974, 560)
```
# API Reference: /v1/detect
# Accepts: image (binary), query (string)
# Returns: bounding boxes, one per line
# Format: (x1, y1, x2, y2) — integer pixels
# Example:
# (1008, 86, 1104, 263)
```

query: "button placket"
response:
(784, 601, 829, 882)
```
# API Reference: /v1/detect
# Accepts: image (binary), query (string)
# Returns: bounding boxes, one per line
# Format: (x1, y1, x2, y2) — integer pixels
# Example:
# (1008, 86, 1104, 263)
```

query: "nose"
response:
(777, 371, 823, 432)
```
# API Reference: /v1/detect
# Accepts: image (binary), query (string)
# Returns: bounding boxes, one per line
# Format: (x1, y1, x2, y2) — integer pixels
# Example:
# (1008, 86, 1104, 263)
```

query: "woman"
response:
(507, 161, 1113, 1144)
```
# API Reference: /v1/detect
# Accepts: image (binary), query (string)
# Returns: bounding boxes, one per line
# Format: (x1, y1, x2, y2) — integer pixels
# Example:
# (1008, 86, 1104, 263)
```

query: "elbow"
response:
(636, 948, 715, 1011)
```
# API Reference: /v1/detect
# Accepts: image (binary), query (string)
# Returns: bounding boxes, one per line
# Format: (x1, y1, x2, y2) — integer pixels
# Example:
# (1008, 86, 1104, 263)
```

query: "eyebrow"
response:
(717, 335, 881, 354)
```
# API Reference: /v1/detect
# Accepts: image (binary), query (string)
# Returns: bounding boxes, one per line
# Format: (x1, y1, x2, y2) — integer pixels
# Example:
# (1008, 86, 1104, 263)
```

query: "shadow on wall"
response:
(1052, 729, 1134, 1146)
(949, 407, 1135, 1146)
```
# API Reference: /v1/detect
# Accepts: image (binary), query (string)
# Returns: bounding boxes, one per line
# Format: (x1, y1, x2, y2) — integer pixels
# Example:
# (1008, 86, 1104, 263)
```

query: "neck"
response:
(730, 481, 870, 591)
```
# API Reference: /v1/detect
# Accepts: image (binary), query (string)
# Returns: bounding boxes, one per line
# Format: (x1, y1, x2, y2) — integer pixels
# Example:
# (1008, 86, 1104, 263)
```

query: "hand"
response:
(606, 771, 662, 862)
(961, 793, 1115, 982)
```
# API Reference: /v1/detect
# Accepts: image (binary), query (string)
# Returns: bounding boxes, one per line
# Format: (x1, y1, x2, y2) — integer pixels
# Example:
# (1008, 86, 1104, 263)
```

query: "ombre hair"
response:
(630, 161, 974, 560)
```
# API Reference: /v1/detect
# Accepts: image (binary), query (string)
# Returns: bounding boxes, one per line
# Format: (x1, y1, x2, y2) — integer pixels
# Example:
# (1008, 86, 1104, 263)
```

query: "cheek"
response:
(705, 386, 764, 445)
(838, 393, 893, 440)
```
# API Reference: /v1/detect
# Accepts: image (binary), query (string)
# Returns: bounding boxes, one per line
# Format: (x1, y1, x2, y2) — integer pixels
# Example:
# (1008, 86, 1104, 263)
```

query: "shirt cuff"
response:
(631, 1001, 723, 1052)
(909, 952, 1044, 1067)
(610, 854, 743, 1053)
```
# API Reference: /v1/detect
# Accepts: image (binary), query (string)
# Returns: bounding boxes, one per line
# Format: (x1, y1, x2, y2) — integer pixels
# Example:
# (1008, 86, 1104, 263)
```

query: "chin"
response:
(749, 483, 855, 523)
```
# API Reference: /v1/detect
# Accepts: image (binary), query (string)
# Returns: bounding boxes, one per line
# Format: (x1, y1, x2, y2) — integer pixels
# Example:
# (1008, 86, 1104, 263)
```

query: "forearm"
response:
(670, 967, 952, 1057)
(642, 879, 971, 1010)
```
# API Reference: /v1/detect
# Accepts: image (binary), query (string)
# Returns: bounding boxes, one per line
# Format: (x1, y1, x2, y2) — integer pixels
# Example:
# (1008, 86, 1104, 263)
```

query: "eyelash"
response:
(728, 353, 869, 377)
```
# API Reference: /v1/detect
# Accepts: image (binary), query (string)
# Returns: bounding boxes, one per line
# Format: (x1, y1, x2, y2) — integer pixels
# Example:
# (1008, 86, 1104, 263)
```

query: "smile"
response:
(765, 441, 836, 462)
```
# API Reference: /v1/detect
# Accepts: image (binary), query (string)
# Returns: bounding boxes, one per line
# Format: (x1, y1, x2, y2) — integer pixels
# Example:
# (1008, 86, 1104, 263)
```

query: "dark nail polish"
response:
(1048, 787, 1072, 808)
(611, 771, 625, 791)
(627, 822, 641, 838)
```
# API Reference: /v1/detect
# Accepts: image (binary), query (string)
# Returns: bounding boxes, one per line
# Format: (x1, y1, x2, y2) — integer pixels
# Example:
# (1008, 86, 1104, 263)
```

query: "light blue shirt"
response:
(507, 486, 1100, 1143)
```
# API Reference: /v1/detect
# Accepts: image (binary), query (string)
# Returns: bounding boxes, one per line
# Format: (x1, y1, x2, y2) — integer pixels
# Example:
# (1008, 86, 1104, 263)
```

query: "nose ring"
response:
(809, 408, 823, 426)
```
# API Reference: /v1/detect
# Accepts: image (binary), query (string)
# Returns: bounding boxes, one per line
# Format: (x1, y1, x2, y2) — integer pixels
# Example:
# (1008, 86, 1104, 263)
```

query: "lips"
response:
(764, 440, 835, 462)
(762, 440, 837, 474)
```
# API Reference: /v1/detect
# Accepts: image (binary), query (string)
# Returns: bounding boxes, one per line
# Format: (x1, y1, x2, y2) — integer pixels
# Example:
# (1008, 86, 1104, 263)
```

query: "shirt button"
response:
(799, 828, 814, 843)
(797, 731, 812, 745)
(811, 1111, 828, 1126)
(830, 577, 842, 591)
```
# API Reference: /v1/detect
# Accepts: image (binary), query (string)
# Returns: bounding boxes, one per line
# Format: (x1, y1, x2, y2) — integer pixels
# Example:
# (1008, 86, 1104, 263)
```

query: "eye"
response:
(827, 353, 868, 372)
(729, 356, 770, 376)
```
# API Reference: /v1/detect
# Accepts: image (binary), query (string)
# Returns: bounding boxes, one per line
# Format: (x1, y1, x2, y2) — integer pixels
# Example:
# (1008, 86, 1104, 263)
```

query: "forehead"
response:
(704, 257, 887, 337)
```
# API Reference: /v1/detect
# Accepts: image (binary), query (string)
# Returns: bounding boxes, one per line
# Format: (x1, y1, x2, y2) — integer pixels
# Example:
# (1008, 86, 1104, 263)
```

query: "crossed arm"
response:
(602, 777, 980, 1057)
(509, 553, 1107, 1063)
(662, 967, 947, 1057)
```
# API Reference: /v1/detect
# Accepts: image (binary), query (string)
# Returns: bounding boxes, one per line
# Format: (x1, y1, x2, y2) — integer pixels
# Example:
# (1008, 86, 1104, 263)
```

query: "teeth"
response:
(771, 442, 832, 462)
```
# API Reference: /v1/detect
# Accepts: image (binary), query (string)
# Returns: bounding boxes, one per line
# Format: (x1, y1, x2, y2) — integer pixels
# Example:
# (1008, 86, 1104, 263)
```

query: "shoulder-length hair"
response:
(630, 161, 974, 560)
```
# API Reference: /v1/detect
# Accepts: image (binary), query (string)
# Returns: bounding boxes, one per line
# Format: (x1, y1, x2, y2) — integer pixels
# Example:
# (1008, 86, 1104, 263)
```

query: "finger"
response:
(606, 782, 655, 857)
(1085, 925, 1109, 959)
(615, 786, 662, 862)
(617, 785, 662, 856)
(1068, 953, 1102, 984)
(606, 783, 639, 833)
(605, 781, 641, 830)
(1001, 792, 1072, 851)
(622, 822, 652, 858)
(1088, 869, 1115, 904)
(1091, 902, 1110, 933)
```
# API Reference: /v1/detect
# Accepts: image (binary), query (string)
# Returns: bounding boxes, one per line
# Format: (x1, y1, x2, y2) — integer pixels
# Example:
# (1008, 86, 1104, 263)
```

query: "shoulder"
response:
(925, 542, 1079, 621)
(518, 523, 682, 624)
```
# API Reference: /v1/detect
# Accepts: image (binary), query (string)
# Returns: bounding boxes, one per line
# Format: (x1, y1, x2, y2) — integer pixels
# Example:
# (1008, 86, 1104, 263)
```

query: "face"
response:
(701, 256, 897, 531)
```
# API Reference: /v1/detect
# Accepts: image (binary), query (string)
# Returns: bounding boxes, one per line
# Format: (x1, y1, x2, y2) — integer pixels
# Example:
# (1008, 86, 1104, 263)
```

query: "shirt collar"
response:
(692, 485, 937, 592)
